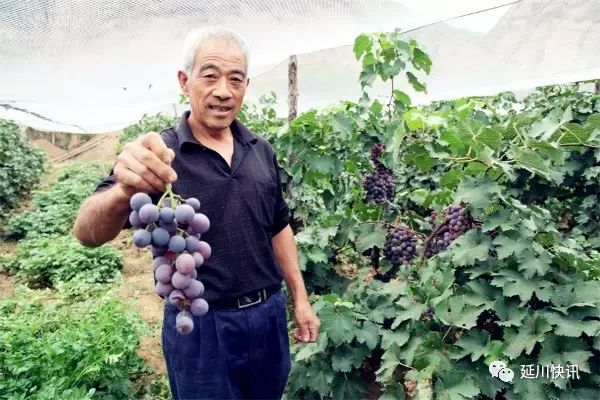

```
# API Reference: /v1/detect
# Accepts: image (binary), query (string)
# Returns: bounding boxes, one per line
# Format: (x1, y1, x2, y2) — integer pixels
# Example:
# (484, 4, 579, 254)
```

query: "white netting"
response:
(0, 0, 598, 133)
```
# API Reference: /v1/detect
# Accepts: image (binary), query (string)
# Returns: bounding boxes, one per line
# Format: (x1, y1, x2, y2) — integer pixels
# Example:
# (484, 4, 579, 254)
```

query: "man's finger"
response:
(308, 321, 320, 342)
(131, 147, 177, 184)
(114, 164, 155, 193)
(119, 154, 166, 193)
(298, 322, 310, 343)
(141, 132, 173, 164)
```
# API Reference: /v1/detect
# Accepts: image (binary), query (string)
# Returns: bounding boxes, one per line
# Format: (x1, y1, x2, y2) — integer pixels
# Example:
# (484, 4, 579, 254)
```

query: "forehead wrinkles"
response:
(196, 53, 245, 73)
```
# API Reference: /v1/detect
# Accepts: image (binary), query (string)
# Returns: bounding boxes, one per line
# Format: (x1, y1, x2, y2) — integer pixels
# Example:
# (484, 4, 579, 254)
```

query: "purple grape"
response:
(168, 235, 187, 253)
(155, 264, 174, 284)
(152, 246, 167, 257)
(156, 281, 174, 297)
(171, 271, 191, 289)
(197, 241, 212, 260)
(130, 192, 152, 212)
(190, 298, 209, 317)
(129, 211, 145, 228)
(189, 267, 197, 279)
(161, 198, 172, 208)
(159, 220, 178, 234)
(192, 252, 204, 268)
(133, 229, 152, 248)
(152, 256, 171, 270)
(151, 227, 171, 247)
(175, 204, 195, 224)
(175, 254, 195, 274)
(169, 289, 185, 307)
(186, 197, 201, 211)
(176, 310, 194, 335)
(190, 213, 210, 234)
(159, 207, 175, 223)
(139, 204, 160, 223)
(183, 279, 205, 298)
(185, 236, 200, 253)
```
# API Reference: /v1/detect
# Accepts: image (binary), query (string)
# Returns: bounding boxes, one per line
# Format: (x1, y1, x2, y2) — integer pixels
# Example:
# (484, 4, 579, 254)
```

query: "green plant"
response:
(116, 113, 176, 154)
(7, 235, 122, 295)
(0, 120, 45, 215)
(0, 289, 146, 399)
(273, 31, 600, 399)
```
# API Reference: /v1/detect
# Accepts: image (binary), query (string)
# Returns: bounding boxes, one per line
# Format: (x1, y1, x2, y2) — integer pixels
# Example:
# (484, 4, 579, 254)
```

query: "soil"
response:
(32, 138, 67, 159)
(69, 132, 121, 163)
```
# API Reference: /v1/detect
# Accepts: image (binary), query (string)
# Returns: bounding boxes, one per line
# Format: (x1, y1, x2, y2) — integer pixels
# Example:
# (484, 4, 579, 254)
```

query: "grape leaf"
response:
(434, 295, 483, 329)
(453, 176, 502, 210)
(381, 329, 410, 349)
(493, 231, 527, 259)
(376, 344, 403, 382)
(434, 370, 480, 400)
(331, 344, 370, 372)
(490, 269, 553, 303)
(331, 371, 367, 400)
(318, 303, 357, 345)
(503, 315, 552, 359)
(404, 144, 435, 172)
(450, 230, 493, 266)
(542, 311, 600, 337)
(477, 127, 502, 151)
(515, 247, 552, 278)
(411, 47, 432, 74)
(295, 333, 328, 362)
(538, 335, 592, 373)
(357, 321, 381, 350)
(494, 297, 528, 327)
(452, 330, 490, 362)
(406, 71, 427, 92)
(392, 303, 427, 327)
(353, 34, 371, 59)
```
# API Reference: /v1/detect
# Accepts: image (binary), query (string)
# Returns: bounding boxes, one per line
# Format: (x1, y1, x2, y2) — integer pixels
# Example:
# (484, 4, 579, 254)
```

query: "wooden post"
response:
(595, 80, 600, 95)
(288, 55, 298, 121)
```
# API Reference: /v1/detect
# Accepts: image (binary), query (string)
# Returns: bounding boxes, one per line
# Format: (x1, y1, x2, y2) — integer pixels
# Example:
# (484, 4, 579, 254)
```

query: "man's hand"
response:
(292, 300, 321, 343)
(114, 131, 177, 197)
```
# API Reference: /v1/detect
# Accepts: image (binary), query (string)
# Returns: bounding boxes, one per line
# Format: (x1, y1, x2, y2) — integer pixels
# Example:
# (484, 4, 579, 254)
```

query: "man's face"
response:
(179, 38, 248, 131)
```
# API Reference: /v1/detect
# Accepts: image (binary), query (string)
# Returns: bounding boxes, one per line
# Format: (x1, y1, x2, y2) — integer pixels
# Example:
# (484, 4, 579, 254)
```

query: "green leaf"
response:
(493, 231, 528, 260)
(404, 144, 435, 172)
(477, 127, 502, 151)
(503, 315, 552, 359)
(353, 34, 371, 59)
(318, 303, 357, 345)
(357, 321, 381, 350)
(295, 333, 328, 361)
(310, 156, 337, 173)
(434, 370, 480, 400)
(434, 295, 483, 329)
(331, 371, 367, 400)
(331, 344, 370, 372)
(411, 48, 432, 74)
(406, 71, 427, 92)
(538, 335, 592, 373)
(515, 247, 552, 278)
(392, 303, 427, 327)
(450, 230, 493, 267)
(381, 329, 410, 349)
(376, 344, 403, 383)
(453, 175, 503, 211)
(439, 131, 466, 153)
(542, 311, 600, 337)
(355, 223, 386, 252)
(440, 168, 462, 190)
(490, 269, 553, 304)
(494, 297, 528, 327)
(393, 90, 412, 107)
(453, 330, 490, 362)
(511, 147, 550, 176)
(404, 109, 427, 131)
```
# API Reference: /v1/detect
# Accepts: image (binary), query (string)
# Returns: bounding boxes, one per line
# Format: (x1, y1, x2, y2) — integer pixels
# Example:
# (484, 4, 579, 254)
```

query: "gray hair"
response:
(181, 27, 250, 75)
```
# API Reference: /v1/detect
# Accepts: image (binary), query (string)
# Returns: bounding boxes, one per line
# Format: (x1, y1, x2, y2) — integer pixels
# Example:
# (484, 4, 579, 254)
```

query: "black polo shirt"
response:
(94, 110, 291, 302)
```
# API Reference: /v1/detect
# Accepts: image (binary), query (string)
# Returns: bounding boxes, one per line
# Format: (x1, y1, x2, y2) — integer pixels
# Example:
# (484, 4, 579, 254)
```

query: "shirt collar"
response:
(176, 110, 258, 150)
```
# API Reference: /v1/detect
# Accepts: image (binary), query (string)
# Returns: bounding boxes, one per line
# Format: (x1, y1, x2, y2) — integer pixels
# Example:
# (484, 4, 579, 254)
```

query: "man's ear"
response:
(177, 70, 189, 93)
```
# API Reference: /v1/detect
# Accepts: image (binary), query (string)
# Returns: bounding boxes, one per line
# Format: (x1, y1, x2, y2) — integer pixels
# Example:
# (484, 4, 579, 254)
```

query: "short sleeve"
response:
(271, 153, 291, 236)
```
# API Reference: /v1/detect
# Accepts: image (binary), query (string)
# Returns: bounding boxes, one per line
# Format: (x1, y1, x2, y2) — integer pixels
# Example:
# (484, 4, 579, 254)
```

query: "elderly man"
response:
(73, 27, 320, 399)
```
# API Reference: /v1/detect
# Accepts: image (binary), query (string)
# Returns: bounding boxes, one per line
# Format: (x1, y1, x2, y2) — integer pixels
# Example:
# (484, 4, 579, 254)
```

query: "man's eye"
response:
(203, 74, 217, 79)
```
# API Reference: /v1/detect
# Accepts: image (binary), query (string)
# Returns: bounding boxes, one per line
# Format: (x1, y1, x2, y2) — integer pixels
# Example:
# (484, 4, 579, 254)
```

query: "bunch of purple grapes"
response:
(383, 227, 421, 266)
(363, 143, 396, 204)
(129, 192, 211, 335)
(425, 203, 473, 257)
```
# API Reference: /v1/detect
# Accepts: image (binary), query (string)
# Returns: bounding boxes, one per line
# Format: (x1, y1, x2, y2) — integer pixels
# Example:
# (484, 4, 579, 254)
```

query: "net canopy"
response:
(0, 0, 598, 133)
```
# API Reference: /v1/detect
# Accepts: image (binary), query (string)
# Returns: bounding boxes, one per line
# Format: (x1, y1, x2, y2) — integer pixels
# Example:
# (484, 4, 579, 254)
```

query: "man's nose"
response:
(213, 77, 232, 101)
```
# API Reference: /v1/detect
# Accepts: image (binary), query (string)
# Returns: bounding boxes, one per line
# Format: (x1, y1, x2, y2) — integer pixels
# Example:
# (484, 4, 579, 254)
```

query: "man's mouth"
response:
(208, 105, 232, 112)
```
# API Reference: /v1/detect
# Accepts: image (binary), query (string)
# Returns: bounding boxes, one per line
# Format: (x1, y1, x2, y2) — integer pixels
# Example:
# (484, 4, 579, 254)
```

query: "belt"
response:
(210, 285, 281, 310)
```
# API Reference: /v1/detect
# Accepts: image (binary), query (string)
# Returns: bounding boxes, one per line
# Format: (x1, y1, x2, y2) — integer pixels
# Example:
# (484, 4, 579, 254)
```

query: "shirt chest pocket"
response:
(238, 178, 278, 229)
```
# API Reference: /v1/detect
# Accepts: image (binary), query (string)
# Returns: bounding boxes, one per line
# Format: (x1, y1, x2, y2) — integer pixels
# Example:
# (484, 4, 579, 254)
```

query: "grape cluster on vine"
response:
(129, 190, 212, 335)
(425, 203, 474, 257)
(363, 143, 396, 204)
(383, 226, 423, 266)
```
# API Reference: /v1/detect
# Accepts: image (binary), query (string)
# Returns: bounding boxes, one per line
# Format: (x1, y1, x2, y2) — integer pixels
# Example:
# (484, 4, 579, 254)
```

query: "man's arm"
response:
(73, 132, 176, 247)
(272, 224, 320, 343)
(73, 185, 132, 247)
